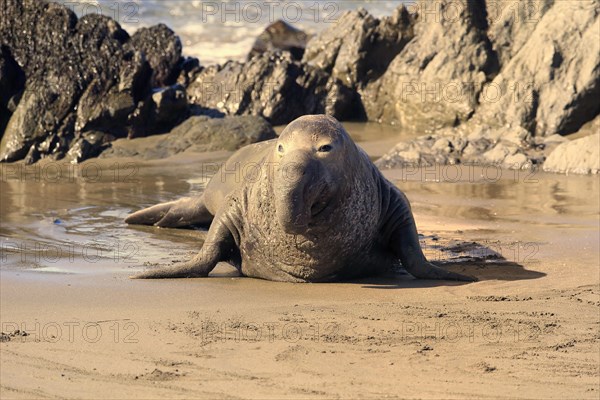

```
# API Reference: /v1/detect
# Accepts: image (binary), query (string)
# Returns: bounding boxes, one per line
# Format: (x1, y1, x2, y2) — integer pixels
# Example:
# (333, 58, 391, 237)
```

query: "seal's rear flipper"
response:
(125, 195, 214, 228)
(125, 201, 176, 226)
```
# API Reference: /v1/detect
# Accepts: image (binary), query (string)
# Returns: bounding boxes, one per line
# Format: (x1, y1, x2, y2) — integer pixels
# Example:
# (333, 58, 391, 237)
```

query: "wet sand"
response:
(1, 125, 599, 399)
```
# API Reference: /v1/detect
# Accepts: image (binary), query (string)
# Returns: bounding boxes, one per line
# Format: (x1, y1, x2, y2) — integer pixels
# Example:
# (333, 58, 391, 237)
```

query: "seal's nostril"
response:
(278, 144, 284, 153)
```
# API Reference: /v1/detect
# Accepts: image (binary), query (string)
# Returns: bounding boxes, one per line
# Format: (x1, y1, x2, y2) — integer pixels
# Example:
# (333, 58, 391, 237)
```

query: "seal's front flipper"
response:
(125, 195, 213, 228)
(131, 214, 235, 279)
(131, 259, 211, 279)
(390, 220, 477, 282)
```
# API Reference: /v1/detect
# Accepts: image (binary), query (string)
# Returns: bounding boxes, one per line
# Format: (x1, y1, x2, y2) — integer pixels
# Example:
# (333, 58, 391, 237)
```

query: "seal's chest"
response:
(238, 226, 357, 281)
(235, 180, 379, 280)
(241, 218, 346, 259)
(239, 203, 374, 274)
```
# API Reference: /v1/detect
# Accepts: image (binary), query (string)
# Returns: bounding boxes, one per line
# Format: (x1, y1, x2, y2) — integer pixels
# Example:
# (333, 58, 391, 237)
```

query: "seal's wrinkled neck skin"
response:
(273, 115, 355, 235)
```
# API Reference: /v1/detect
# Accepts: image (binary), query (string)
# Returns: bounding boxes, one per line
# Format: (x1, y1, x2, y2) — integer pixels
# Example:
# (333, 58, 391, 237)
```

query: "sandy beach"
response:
(1, 0, 599, 397)
(1, 126, 599, 399)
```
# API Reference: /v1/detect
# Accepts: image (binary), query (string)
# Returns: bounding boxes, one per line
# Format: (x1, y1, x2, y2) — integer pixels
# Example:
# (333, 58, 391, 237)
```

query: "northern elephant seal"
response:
(126, 115, 475, 282)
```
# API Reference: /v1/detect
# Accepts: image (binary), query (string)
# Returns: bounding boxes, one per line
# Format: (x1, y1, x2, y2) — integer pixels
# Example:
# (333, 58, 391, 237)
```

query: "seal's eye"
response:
(278, 144, 284, 153)
(318, 144, 333, 153)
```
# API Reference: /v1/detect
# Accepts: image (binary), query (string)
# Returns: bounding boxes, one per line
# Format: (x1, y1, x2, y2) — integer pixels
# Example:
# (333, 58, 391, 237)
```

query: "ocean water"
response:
(57, 1, 408, 65)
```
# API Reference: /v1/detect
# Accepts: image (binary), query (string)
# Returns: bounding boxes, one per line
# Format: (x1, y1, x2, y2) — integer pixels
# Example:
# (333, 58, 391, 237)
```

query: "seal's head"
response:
(273, 115, 358, 235)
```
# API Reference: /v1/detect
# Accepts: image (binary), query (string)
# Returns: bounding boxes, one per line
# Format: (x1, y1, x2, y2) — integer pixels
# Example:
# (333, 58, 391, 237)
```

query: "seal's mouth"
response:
(310, 186, 331, 218)
(310, 200, 328, 218)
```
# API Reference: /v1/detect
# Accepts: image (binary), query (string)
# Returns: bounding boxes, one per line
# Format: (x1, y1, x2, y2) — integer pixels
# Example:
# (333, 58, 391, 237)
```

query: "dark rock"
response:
(188, 106, 225, 119)
(186, 52, 355, 125)
(0, 1, 80, 161)
(0, 0, 157, 162)
(296, 64, 357, 121)
(151, 85, 189, 129)
(363, 0, 498, 130)
(303, 6, 414, 88)
(0, 0, 195, 163)
(126, 84, 190, 138)
(177, 57, 202, 87)
(65, 138, 96, 164)
(100, 115, 276, 159)
(74, 41, 152, 137)
(130, 24, 183, 87)
(24, 144, 41, 165)
(249, 20, 308, 61)
(66, 131, 108, 163)
(1, 86, 51, 162)
(0, 46, 25, 136)
(0, 1, 78, 73)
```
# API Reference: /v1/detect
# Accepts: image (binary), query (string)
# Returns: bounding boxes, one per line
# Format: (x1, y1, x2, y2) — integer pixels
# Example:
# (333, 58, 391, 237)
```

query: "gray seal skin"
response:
(126, 115, 475, 282)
